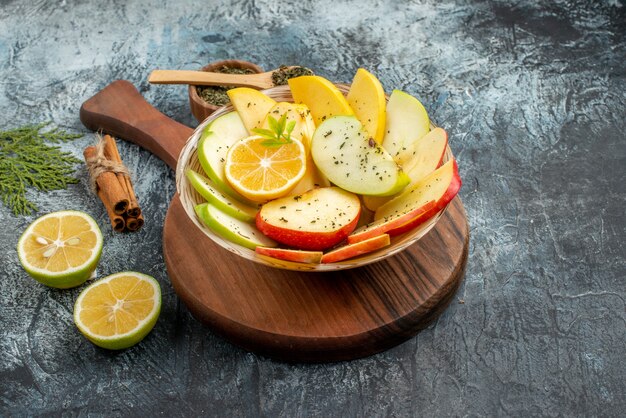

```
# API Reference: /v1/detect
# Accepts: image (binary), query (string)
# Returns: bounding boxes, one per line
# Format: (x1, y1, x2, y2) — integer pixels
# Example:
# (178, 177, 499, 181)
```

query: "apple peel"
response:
(321, 234, 391, 264)
(348, 201, 436, 244)
(255, 247, 323, 264)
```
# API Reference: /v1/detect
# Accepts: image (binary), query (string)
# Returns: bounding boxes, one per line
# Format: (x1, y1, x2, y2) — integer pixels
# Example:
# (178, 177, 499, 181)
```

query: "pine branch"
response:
(0, 123, 82, 216)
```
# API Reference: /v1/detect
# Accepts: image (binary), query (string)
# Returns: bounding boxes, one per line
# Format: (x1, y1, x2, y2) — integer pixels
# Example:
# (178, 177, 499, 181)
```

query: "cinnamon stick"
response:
(124, 214, 144, 232)
(83, 146, 127, 231)
(101, 190, 126, 232)
(84, 135, 144, 233)
(102, 135, 141, 217)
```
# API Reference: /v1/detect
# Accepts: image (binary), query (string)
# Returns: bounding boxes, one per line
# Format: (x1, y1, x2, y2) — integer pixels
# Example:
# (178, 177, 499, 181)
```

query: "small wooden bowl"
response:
(177, 84, 452, 271)
(188, 60, 264, 123)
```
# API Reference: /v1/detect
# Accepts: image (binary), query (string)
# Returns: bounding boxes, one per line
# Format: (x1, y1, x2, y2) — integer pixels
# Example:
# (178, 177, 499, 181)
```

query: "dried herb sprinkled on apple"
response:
(256, 187, 361, 251)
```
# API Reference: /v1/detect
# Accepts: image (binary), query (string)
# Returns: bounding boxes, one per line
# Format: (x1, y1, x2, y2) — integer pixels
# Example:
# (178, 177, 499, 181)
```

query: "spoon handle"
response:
(148, 70, 272, 89)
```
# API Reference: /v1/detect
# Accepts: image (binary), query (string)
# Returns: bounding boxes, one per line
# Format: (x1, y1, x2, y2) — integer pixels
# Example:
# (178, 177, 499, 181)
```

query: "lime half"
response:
(73, 271, 161, 350)
(17, 210, 103, 289)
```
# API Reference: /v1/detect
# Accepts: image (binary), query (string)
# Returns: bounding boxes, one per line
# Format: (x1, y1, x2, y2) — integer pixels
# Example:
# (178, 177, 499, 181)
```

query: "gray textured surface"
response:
(1, 0, 625, 416)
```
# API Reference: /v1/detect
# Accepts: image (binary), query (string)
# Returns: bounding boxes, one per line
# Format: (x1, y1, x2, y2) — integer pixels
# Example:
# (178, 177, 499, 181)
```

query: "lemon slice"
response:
(225, 135, 307, 202)
(73, 271, 161, 350)
(17, 210, 103, 288)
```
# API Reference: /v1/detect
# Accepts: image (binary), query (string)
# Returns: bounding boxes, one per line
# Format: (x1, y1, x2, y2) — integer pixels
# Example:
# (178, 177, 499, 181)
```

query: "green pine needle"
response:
(0, 123, 82, 216)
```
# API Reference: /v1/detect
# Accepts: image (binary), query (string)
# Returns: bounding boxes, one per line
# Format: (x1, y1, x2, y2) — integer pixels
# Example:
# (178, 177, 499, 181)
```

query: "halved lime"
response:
(17, 210, 103, 289)
(73, 271, 161, 350)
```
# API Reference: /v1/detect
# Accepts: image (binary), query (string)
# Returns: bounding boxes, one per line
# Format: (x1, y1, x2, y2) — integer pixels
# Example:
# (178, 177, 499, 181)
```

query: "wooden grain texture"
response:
(164, 195, 468, 362)
(80, 80, 193, 169)
(79, 80, 469, 362)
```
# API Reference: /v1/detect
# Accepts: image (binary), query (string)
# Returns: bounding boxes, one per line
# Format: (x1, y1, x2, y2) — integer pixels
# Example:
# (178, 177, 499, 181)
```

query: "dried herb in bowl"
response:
(271, 65, 314, 86)
(196, 65, 256, 106)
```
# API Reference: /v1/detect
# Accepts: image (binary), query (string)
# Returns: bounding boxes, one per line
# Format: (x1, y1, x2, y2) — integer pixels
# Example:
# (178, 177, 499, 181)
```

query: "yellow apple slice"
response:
(227, 87, 277, 134)
(382, 90, 430, 165)
(403, 127, 448, 183)
(288, 75, 354, 126)
(347, 68, 386, 144)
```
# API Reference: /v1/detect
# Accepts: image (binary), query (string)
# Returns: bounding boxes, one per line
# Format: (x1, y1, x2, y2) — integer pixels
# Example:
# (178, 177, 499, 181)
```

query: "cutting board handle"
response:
(79, 80, 195, 170)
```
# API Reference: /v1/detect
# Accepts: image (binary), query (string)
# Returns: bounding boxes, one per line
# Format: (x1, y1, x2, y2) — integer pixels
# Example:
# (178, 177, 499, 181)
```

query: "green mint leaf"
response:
(260, 139, 284, 147)
(267, 115, 280, 134)
(251, 128, 277, 139)
(277, 113, 287, 136)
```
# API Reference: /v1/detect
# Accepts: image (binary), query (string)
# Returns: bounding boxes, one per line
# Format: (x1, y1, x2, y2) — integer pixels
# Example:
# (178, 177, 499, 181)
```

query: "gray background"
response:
(1, 0, 624, 416)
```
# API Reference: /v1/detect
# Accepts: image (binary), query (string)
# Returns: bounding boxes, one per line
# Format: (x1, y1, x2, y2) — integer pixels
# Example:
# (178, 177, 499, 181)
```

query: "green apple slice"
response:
(195, 204, 276, 250)
(311, 115, 409, 196)
(186, 169, 258, 222)
(197, 111, 252, 204)
(382, 90, 430, 166)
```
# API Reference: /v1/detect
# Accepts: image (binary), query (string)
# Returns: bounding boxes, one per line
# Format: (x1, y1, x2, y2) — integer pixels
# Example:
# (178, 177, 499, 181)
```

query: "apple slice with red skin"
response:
(348, 201, 436, 244)
(362, 127, 449, 212)
(321, 234, 391, 264)
(373, 159, 462, 235)
(255, 247, 323, 264)
(256, 187, 361, 251)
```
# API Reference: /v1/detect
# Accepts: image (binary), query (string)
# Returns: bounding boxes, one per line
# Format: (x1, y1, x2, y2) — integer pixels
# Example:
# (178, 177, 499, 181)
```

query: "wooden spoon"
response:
(148, 66, 301, 90)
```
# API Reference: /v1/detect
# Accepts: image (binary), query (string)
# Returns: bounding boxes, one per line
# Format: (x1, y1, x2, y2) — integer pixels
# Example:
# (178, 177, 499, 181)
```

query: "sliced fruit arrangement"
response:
(256, 247, 323, 264)
(261, 102, 315, 147)
(73, 271, 161, 350)
(185, 169, 257, 222)
(347, 68, 386, 144)
(348, 201, 437, 244)
(185, 68, 461, 265)
(197, 111, 253, 205)
(310, 115, 409, 197)
(227, 87, 277, 134)
(256, 187, 361, 251)
(382, 89, 430, 165)
(374, 160, 461, 235)
(224, 132, 307, 203)
(321, 234, 390, 264)
(362, 127, 448, 211)
(195, 203, 276, 250)
(288, 75, 354, 125)
(17, 210, 103, 288)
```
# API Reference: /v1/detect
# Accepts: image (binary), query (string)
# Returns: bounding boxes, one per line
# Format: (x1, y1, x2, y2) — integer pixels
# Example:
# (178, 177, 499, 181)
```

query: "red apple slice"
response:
(374, 159, 461, 232)
(362, 127, 449, 212)
(348, 200, 436, 244)
(255, 247, 323, 264)
(256, 187, 361, 250)
(321, 234, 391, 264)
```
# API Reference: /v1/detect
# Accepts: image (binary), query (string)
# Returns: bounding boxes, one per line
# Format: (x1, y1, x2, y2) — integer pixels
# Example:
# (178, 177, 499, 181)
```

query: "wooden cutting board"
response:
(80, 80, 469, 362)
